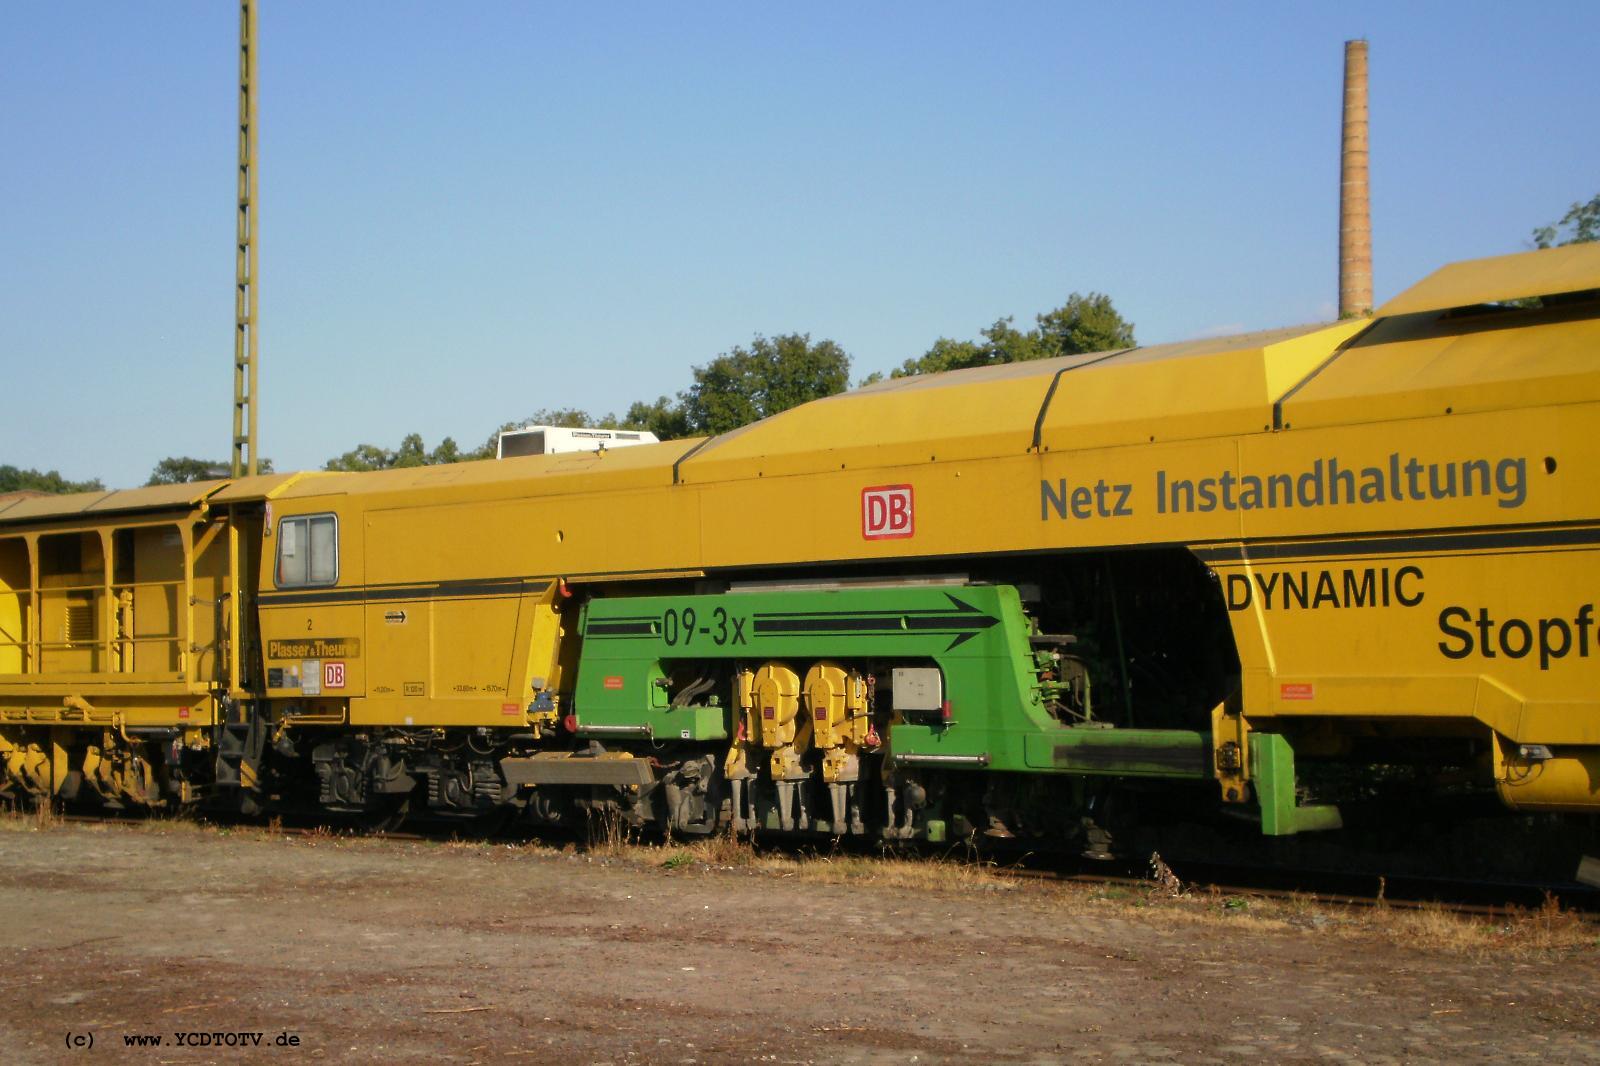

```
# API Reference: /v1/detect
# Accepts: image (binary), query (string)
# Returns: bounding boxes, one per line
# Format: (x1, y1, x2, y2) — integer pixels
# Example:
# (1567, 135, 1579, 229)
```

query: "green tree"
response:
(427, 437, 466, 465)
(510, 407, 617, 430)
(392, 433, 429, 468)
(324, 443, 397, 472)
(891, 292, 1134, 378)
(324, 435, 467, 471)
(323, 341, 850, 470)
(1037, 292, 1138, 356)
(146, 456, 274, 485)
(680, 333, 851, 435)
(621, 396, 693, 440)
(1533, 193, 1600, 248)
(891, 336, 987, 378)
(0, 465, 104, 494)
(330, 408, 662, 472)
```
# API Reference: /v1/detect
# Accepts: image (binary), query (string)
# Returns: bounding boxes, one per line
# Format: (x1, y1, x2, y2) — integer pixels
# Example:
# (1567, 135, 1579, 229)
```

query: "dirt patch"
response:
(0, 823, 1596, 1063)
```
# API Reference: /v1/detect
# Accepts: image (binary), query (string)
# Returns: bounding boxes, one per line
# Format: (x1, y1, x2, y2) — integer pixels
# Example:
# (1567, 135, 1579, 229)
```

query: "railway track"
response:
(41, 807, 1598, 918)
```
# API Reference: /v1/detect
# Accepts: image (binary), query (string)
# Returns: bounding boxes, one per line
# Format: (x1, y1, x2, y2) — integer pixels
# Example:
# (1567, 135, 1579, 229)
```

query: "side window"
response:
(276, 514, 338, 588)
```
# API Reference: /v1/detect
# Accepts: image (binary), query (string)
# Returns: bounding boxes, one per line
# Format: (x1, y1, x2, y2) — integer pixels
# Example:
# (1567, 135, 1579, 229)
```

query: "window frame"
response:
(274, 512, 340, 589)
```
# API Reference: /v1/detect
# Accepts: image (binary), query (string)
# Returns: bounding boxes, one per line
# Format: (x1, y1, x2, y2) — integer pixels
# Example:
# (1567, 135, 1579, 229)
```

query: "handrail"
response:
(28, 578, 183, 594)
(0, 636, 185, 649)
(1, 512, 236, 684)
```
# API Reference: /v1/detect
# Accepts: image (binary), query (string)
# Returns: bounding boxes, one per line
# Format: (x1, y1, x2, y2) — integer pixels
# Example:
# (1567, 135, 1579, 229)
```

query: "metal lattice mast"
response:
(232, 0, 260, 477)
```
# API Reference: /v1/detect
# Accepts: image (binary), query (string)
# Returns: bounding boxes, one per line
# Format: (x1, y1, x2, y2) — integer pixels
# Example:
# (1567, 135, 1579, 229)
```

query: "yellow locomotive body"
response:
(2, 244, 1598, 851)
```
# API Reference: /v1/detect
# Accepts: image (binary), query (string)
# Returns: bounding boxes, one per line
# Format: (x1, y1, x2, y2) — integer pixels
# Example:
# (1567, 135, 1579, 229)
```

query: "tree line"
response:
(294, 286, 1140, 475)
(6, 195, 1593, 494)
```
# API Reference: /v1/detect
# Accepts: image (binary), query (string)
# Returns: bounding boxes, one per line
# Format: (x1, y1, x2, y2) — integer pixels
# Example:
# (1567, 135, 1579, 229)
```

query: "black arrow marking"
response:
(586, 595, 1002, 650)
(752, 593, 1000, 650)
(585, 615, 658, 638)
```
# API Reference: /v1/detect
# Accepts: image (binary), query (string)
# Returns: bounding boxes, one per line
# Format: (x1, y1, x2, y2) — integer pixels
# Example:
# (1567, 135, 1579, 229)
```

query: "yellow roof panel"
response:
(1378, 243, 1600, 317)
(0, 494, 40, 518)
(273, 438, 697, 505)
(1280, 300, 1600, 430)
(0, 480, 225, 527)
(677, 323, 1365, 483)
(1035, 321, 1364, 453)
(679, 352, 1119, 483)
(209, 472, 319, 504)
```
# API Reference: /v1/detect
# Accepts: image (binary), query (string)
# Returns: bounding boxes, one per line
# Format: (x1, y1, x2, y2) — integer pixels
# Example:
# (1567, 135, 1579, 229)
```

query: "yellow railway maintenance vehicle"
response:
(2, 244, 1598, 864)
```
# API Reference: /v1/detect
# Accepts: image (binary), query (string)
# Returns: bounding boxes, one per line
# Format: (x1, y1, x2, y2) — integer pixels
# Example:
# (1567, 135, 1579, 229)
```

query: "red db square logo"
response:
(862, 485, 914, 540)
(324, 662, 346, 690)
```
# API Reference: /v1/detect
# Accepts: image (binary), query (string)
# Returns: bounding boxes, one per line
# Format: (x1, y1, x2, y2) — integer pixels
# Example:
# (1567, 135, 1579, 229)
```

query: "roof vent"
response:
(496, 425, 659, 459)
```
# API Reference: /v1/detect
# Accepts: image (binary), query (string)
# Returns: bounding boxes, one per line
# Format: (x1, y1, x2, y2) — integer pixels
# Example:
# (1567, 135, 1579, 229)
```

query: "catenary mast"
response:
(232, 0, 260, 477)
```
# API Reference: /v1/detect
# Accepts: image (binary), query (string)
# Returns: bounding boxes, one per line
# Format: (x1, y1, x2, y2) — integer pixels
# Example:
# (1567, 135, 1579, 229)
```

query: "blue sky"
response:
(3, 2, 1596, 489)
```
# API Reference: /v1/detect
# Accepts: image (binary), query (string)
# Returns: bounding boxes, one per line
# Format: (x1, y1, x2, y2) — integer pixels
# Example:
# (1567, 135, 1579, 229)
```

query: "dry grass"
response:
(692, 828, 761, 868)
(612, 840, 1596, 961)
(9, 808, 1596, 959)
(652, 829, 758, 871)
(1376, 893, 1596, 957)
(585, 807, 643, 858)
(1, 801, 214, 835)
(748, 849, 1016, 893)
(132, 808, 208, 834)
(459, 828, 1600, 957)
(642, 831, 1013, 891)
(1030, 872, 1600, 960)
(0, 801, 63, 833)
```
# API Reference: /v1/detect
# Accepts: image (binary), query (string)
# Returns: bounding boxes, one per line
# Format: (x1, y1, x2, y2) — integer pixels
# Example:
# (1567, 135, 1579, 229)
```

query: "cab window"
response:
(276, 514, 338, 587)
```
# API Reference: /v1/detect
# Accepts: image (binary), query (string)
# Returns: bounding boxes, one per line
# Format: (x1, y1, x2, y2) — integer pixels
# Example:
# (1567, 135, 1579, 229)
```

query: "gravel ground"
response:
(0, 822, 1596, 1064)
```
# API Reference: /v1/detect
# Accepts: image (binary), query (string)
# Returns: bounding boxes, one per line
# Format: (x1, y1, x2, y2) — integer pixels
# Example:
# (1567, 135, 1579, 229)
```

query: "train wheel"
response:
(359, 796, 411, 835)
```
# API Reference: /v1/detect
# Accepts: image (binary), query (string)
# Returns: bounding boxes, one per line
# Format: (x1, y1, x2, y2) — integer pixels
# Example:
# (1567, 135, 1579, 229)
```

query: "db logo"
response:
(862, 485, 914, 540)
(324, 661, 346, 690)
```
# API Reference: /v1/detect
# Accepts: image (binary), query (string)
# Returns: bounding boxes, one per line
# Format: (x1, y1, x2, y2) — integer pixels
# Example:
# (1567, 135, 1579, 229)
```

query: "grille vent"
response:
(63, 601, 95, 646)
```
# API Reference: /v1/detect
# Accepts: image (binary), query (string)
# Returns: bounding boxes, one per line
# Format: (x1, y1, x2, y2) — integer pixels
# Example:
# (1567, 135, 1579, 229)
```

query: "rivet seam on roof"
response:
(1271, 319, 1382, 430)
(1029, 347, 1138, 451)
